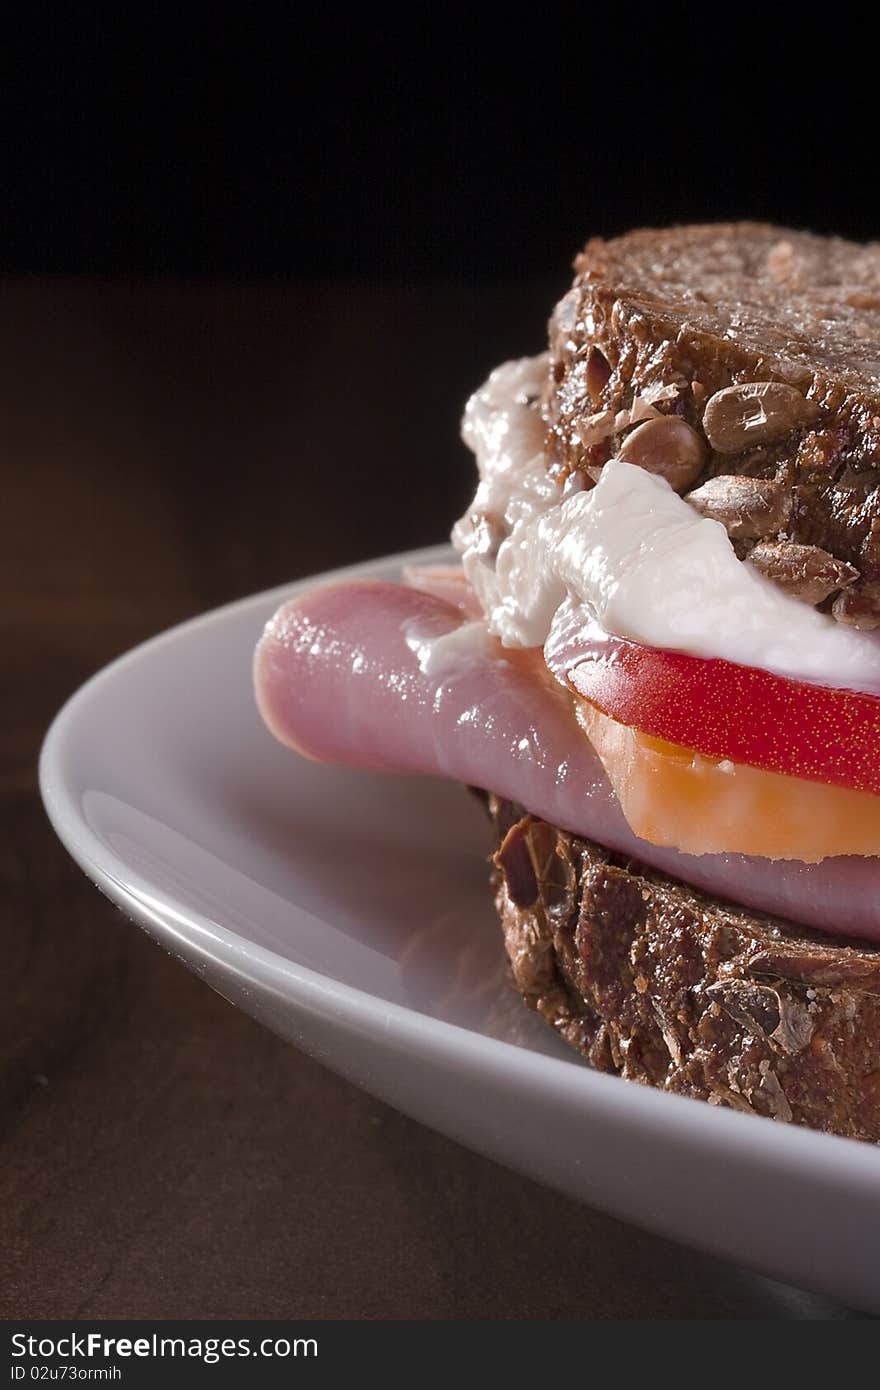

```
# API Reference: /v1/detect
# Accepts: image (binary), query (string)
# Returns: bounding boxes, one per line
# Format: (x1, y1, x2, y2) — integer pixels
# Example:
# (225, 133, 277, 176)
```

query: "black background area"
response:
(3, 13, 878, 281)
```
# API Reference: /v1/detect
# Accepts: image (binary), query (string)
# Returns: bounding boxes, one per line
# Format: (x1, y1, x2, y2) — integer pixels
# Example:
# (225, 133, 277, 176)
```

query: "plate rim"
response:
(38, 543, 880, 1193)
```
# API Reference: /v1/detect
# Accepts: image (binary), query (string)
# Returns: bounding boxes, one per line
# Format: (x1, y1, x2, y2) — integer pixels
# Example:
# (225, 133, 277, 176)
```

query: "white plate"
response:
(40, 546, 880, 1314)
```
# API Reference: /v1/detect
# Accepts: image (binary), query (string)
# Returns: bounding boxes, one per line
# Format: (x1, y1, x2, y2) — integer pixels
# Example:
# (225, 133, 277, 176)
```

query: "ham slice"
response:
(254, 579, 880, 943)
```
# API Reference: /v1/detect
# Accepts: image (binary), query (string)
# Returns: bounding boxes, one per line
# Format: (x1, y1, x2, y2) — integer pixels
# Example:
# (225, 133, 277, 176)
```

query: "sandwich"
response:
(254, 224, 880, 1142)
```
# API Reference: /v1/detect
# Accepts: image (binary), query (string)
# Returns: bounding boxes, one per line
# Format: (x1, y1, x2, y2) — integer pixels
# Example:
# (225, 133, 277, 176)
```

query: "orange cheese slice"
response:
(577, 700, 880, 863)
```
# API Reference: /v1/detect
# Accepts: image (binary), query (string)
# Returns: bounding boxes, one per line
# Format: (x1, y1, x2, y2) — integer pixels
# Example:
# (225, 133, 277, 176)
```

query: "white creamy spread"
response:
(403, 617, 501, 678)
(451, 354, 880, 694)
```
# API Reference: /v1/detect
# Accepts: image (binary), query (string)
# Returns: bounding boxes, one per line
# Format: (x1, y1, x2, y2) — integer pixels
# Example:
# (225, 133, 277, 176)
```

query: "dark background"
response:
(3, 15, 879, 283)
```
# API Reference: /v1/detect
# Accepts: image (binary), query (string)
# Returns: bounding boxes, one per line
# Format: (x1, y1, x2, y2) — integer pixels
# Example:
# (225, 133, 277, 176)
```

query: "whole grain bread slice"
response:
(545, 223, 880, 625)
(487, 794, 880, 1142)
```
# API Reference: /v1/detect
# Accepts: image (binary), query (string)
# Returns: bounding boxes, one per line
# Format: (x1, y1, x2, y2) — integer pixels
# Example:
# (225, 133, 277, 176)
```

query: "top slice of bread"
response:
(563, 222, 880, 388)
(545, 224, 880, 612)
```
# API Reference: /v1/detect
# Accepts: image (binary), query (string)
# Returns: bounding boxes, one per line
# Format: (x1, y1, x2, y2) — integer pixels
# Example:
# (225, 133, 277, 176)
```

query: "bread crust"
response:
(545, 224, 880, 606)
(488, 794, 880, 1142)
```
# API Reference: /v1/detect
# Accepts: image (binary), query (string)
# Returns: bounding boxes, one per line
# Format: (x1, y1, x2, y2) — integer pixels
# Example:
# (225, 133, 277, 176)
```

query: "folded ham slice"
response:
(254, 579, 880, 943)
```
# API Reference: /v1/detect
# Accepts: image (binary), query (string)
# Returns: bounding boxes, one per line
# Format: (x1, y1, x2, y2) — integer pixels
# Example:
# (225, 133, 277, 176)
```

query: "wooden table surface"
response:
(1, 278, 865, 1320)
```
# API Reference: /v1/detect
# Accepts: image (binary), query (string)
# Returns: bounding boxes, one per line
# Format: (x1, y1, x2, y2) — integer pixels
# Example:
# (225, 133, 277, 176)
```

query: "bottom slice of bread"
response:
(486, 794, 880, 1142)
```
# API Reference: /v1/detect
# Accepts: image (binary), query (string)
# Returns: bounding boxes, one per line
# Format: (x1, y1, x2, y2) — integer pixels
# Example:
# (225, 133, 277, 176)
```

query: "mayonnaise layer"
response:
(452, 354, 880, 694)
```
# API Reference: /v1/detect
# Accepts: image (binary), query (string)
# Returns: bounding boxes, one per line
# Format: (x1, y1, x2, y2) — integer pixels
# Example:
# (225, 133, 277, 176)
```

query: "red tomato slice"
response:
(550, 613, 880, 796)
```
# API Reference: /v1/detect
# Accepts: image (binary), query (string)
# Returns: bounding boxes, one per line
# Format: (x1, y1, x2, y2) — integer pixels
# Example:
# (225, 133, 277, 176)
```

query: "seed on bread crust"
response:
(702, 381, 823, 454)
(616, 415, 705, 492)
(747, 540, 859, 605)
(705, 980, 815, 1055)
(574, 408, 616, 447)
(831, 580, 880, 629)
(585, 347, 611, 405)
(684, 475, 791, 538)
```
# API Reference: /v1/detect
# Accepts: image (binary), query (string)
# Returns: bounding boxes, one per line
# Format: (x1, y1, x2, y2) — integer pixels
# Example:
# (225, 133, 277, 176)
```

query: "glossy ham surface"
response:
(254, 579, 880, 943)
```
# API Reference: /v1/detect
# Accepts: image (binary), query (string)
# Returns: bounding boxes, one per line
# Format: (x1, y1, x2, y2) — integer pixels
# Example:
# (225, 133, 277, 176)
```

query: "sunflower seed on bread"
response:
(747, 540, 859, 604)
